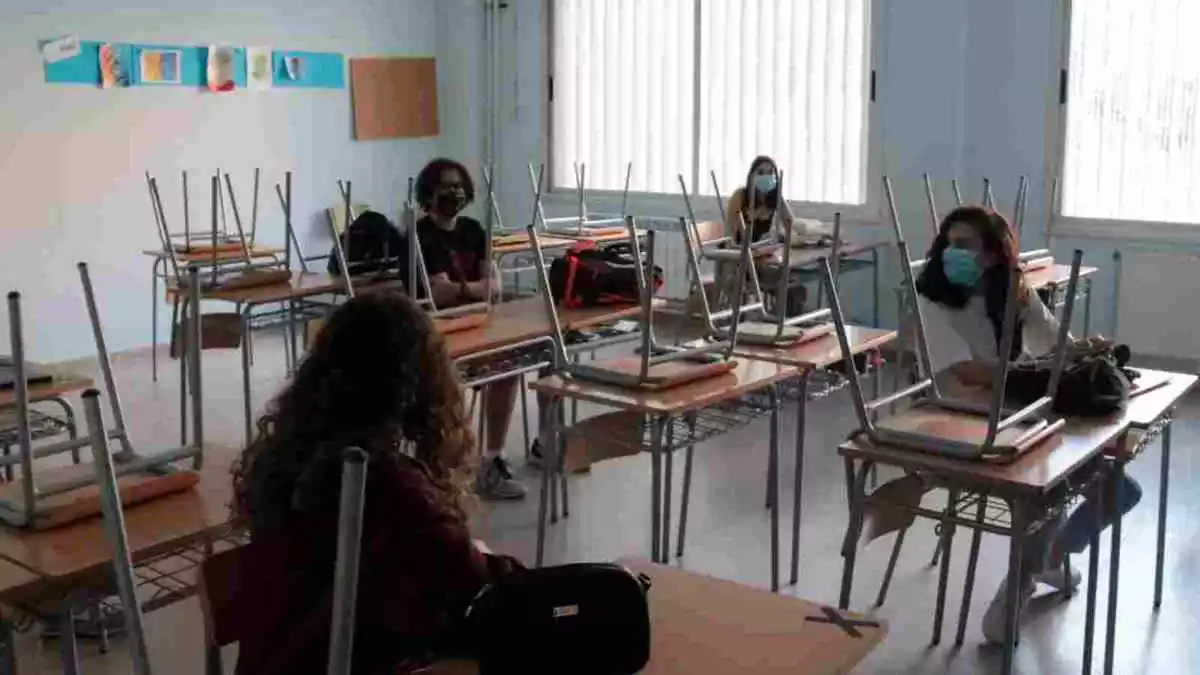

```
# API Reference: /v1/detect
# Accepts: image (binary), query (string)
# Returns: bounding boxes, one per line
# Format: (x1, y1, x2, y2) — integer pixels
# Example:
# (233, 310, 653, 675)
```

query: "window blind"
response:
(1062, 0, 1200, 224)
(551, 0, 696, 194)
(697, 0, 869, 203)
(550, 0, 871, 204)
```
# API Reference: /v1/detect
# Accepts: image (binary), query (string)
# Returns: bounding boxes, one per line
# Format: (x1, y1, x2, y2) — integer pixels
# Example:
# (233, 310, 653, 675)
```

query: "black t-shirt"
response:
(416, 215, 486, 283)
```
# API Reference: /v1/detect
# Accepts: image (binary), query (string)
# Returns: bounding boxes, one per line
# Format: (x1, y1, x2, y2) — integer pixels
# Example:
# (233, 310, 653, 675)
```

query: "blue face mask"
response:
(941, 247, 982, 287)
(752, 173, 778, 194)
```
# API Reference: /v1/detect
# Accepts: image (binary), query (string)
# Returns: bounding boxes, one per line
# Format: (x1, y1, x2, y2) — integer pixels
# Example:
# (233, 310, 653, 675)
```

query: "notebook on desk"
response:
(0, 358, 53, 391)
(735, 322, 834, 347)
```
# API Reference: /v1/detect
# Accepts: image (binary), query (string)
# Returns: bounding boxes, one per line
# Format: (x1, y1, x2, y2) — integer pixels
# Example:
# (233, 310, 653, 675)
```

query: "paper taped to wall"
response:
(247, 47, 271, 90)
(42, 36, 80, 64)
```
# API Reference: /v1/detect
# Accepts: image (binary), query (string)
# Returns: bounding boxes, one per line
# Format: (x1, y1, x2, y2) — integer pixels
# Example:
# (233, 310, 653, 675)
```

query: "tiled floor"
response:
(11, 331, 1200, 674)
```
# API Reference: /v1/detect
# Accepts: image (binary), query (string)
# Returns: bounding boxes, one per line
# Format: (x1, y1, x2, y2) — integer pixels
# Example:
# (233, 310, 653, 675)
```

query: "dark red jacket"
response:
(234, 452, 514, 675)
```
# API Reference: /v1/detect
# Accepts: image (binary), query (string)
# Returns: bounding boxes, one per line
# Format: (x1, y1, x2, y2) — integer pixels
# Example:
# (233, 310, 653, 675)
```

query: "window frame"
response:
(542, 0, 885, 226)
(1048, 0, 1200, 244)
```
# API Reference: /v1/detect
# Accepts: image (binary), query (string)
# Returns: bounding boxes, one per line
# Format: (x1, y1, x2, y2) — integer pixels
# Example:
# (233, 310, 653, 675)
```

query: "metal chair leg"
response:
(874, 527, 907, 608)
(520, 374, 531, 460)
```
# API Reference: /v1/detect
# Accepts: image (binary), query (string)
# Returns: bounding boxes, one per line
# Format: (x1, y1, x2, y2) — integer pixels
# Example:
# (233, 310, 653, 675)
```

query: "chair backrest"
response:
(197, 448, 370, 675)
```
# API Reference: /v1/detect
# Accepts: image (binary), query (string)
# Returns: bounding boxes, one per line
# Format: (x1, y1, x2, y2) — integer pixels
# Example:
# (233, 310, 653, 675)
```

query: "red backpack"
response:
(548, 241, 663, 309)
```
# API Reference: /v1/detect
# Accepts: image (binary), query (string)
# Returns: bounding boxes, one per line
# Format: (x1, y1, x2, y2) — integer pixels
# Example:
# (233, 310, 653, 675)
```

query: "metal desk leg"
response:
(151, 257, 161, 382)
(789, 373, 810, 586)
(869, 357, 881, 488)
(1103, 462, 1126, 675)
(675, 413, 697, 558)
(871, 246, 880, 328)
(661, 420, 675, 560)
(241, 307, 254, 444)
(179, 298, 189, 446)
(932, 489, 960, 645)
(1001, 500, 1028, 675)
(649, 417, 667, 563)
(287, 299, 299, 375)
(59, 595, 81, 675)
(768, 387, 781, 592)
(955, 494, 988, 645)
(534, 398, 559, 567)
(1082, 464, 1105, 675)
(1083, 277, 1093, 337)
(875, 527, 906, 608)
(1154, 422, 1172, 609)
(839, 459, 871, 610)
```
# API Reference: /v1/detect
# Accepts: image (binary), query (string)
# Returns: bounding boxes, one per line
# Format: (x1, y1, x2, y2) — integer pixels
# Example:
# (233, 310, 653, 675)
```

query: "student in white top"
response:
(914, 205, 1141, 644)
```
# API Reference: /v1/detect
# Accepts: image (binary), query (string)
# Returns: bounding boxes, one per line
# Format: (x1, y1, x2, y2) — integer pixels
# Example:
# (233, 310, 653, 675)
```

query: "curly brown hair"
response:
(231, 291, 475, 526)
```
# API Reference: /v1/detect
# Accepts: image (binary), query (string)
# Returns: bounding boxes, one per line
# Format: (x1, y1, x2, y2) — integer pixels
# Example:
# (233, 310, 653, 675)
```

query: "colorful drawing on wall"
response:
(206, 45, 236, 92)
(246, 47, 271, 90)
(99, 43, 129, 88)
(139, 49, 182, 84)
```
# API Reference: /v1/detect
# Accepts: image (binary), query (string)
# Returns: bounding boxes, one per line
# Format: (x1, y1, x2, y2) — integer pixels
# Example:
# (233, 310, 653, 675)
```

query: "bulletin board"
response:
(349, 57, 439, 141)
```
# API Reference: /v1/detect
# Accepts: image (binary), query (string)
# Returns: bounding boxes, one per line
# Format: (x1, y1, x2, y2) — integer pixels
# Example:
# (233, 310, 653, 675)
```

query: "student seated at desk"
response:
(414, 158, 529, 500)
(724, 155, 805, 314)
(915, 205, 1141, 643)
(231, 292, 522, 675)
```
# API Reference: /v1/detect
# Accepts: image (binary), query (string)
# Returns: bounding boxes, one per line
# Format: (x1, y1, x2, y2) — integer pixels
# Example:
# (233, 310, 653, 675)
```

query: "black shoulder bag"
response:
(462, 562, 652, 675)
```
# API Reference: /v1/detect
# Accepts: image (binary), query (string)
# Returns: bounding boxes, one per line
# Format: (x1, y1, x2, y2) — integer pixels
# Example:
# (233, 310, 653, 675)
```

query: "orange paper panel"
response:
(350, 57, 439, 140)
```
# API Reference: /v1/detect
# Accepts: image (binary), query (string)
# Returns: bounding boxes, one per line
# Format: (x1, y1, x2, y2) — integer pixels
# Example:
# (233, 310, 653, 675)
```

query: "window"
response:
(1060, 0, 1200, 225)
(550, 0, 873, 205)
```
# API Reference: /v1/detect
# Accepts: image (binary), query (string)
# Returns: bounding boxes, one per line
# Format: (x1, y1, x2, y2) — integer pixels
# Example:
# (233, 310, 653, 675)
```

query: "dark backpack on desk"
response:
(327, 210, 408, 281)
(462, 562, 652, 675)
(549, 242, 663, 309)
(1006, 341, 1137, 417)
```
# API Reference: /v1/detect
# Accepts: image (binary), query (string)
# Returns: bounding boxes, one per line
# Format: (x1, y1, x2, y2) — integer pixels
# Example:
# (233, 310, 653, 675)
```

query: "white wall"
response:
(0, 0, 439, 361)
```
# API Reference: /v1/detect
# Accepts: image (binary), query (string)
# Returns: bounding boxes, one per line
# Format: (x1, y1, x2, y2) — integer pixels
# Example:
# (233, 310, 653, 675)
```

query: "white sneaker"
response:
(1033, 560, 1082, 594)
(981, 576, 1035, 645)
(475, 457, 527, 501)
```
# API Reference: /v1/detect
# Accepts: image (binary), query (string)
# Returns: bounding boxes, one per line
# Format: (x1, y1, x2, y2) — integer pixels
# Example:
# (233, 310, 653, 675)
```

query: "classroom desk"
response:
(530, 358, 800, 591)
(144, 246, 285, 382)
(1091, 368, 1196, 675)
(732, 326, 897, 587)
(430, 559, 887, 675)
(838, 409, 1132, 675)
(0, 378, 93, 471)
(0, 443, 240, 675)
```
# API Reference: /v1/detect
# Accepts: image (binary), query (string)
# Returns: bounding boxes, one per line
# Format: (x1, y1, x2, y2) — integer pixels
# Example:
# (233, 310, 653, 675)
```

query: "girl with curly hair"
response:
(231, 291, 520, 675)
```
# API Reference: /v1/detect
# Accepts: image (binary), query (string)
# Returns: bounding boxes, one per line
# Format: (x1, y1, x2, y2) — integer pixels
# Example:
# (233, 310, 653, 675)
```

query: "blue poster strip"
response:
(272, 50, 345, 89)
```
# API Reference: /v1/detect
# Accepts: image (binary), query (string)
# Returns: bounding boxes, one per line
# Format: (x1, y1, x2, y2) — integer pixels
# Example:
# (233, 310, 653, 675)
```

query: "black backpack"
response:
(463, 563, 652, 675)
(1006, 341, 1137, 417)
(548, 242, 663, 308)
(327, 210, 407, 279)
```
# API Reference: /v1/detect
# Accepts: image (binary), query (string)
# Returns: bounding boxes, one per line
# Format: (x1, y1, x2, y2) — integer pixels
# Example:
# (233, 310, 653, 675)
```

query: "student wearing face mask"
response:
(722, 156, 805, 314)
(414, 158, 526, 500)
(915, 205, 1141, 643)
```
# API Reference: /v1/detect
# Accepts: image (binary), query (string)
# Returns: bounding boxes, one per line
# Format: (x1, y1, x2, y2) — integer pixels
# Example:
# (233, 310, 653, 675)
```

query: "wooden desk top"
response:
(0, 377, 93, 409)
(197, 272, 404, 305)
(840, 410, 1130, 496)
(1023, 263, 1099, 290)
(492, 235, 576, 256)
(0, 444, 237, 586)
(430, 560, 886, 675)
(445, 297, 661, 360)
(141, 246, 283, 262)
(547, 228, 648, 244)
(529, 357, 799, 416)
(1123, 368, 1197, 428)
(732, 326, 897, 370)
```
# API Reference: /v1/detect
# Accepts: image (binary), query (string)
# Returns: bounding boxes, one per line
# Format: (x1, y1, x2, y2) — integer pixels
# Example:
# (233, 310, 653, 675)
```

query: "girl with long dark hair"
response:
(915, 205, 1140, 643)
(232, 292, 520, 674)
